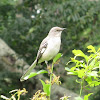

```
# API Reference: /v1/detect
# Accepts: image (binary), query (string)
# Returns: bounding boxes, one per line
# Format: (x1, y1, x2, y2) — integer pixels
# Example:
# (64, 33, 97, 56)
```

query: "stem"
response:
(49, 63, 54, 99)
(80, 78, 84, 97)
(80, 81, 82, 96)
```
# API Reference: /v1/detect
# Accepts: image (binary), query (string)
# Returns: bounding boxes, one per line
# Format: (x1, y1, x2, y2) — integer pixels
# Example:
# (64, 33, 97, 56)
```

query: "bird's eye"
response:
(56, 30, 59, 31)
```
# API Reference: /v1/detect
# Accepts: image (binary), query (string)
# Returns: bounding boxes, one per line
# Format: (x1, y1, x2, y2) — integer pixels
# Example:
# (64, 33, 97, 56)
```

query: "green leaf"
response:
(65, 67, 77, 75)
(87, 71, 98, 78)
(84, 93, 93, 100)
(87, 45, 96, 53)
(65, 67, 70, 72)
(76, 79, 81, 83)
(28, 73, 37, 78)
(94, 81, 100, 86)
(77, 69, 85, 78)
(72, 50, 85, 57)
(40, 79, 50, 96)
(72, 50, 88, 62)
(28, 70, 48, 79)
(87, 81, 100, 87)
(37, 70, 48, 74)
(85, 76, 92, 84)
(89, 59, 96, 67)
(71, 58, 80, 63)
(53, 53, 62, 64)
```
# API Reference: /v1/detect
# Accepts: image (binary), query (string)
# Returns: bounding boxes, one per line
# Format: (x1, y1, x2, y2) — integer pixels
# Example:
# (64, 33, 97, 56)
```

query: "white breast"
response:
(38, 37, 61, 63)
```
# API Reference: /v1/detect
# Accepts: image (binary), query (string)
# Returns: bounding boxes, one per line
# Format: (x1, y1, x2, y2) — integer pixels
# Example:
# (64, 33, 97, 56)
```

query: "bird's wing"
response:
(36, 40, 48, 63)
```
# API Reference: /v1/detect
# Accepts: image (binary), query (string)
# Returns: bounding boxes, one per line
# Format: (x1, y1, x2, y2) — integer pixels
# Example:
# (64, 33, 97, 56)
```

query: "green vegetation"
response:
(0, 0, 100, 100)
(1, 46, 100, 100)
(66, 45, 100, 100)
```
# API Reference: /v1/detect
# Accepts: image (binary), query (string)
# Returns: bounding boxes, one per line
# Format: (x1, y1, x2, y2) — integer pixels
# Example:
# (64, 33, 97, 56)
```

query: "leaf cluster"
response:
(66, 45, 100, 100)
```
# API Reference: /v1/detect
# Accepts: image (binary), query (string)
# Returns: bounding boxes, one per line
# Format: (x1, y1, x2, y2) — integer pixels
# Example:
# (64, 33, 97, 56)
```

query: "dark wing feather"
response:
(36, 39, 48, 63)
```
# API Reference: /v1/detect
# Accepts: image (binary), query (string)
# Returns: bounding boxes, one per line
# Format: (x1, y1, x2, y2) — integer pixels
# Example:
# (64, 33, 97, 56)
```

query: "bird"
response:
(20, 26, 66, 81)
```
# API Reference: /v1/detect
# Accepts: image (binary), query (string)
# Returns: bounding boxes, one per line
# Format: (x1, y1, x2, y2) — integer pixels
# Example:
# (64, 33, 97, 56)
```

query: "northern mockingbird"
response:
(20, 26, 65, 81)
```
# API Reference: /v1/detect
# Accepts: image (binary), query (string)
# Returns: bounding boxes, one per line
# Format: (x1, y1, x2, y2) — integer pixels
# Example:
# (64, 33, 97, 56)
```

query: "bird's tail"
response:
(20, 59, 37, 82)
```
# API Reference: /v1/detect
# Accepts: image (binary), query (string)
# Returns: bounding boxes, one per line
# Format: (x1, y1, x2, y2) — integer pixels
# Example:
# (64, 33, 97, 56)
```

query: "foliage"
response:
(65, 45, 100, 100)
(1, 88, 28, 100)
(1, 0, 100, 99)
(28, 53, 62, 98)
(31, 53, 66, 100)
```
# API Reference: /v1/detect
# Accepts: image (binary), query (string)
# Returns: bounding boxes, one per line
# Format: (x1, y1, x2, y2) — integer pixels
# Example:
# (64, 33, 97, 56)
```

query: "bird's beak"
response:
(61, 28, 66, 31)
(62, 28, 66, 30)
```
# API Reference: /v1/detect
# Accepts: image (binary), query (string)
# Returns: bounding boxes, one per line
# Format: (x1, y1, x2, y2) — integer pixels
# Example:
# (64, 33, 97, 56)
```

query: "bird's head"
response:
(48, 26, 66, 37)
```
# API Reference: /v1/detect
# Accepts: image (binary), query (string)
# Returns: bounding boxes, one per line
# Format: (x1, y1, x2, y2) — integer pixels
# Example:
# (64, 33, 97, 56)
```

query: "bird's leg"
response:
(45, 61, 49, 67)
(45, 61, 52, 75)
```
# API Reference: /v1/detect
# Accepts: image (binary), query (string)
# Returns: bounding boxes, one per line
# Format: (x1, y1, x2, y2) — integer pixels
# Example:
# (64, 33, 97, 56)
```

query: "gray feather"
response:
(20, 59, 37, 81)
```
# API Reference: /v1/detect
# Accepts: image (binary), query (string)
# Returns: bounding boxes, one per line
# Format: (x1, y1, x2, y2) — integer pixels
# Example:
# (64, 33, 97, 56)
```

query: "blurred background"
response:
(0, 0, 100, 100)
